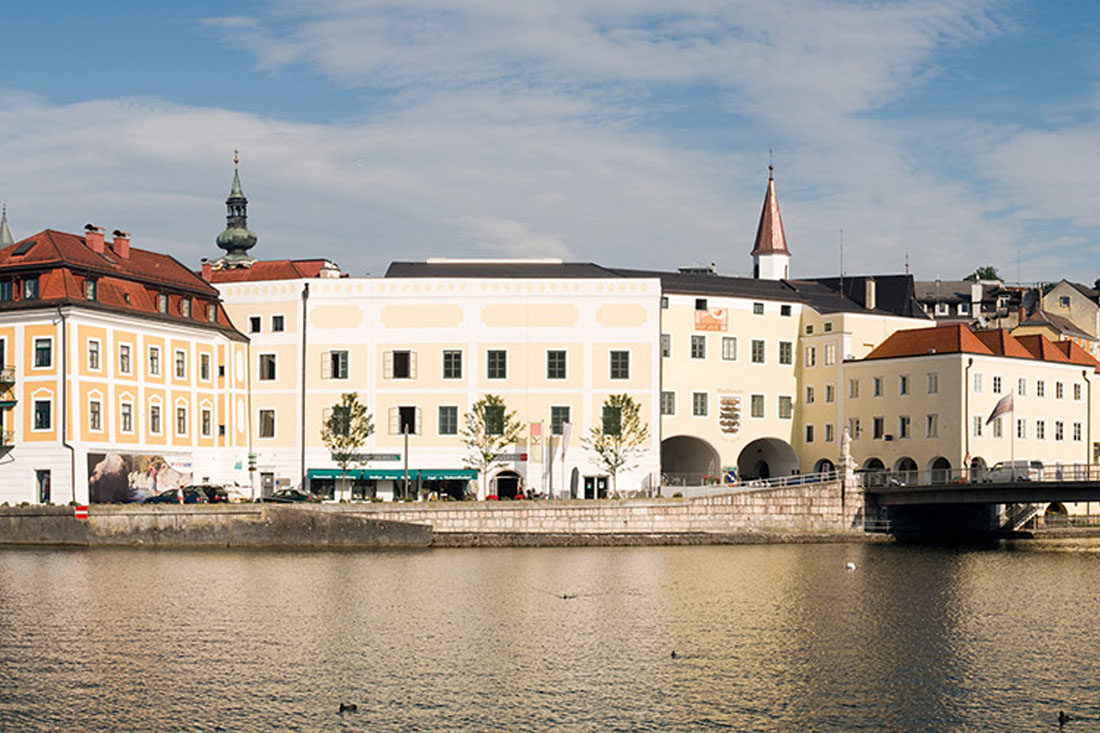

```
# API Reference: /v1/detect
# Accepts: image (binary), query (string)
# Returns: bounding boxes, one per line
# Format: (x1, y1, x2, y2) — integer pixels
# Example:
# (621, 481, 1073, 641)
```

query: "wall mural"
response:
(87, 453, 192, 503)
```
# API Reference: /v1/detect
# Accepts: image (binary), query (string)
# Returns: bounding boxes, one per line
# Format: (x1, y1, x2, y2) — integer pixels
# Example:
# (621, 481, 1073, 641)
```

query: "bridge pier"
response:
(883, 503, 1004, 542)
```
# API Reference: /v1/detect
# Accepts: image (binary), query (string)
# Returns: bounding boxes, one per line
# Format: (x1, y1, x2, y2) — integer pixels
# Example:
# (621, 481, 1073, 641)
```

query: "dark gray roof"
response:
(386, 261, 929, 319)
(1064, 280, 1100, 301)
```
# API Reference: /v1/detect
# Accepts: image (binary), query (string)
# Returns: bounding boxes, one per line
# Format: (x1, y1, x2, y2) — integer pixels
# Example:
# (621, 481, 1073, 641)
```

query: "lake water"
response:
(1, 540, 1099, 731)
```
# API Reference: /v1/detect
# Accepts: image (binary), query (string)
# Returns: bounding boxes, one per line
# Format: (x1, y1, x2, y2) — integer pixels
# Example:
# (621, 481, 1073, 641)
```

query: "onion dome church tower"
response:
(213, 151, 258, 268)
(750, 165, 790, 280)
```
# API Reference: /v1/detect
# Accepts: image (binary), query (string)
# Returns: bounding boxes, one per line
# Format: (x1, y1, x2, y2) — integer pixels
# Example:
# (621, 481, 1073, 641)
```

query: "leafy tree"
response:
(462, 394, 524, 499)
(963, 266, 1001, 282)
(582, 394, 651, 498)
(320, 392, 374, 499)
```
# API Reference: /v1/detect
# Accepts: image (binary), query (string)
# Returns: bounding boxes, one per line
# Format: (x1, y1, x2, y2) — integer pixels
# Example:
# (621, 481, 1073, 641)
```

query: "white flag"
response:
(561, 422, 572, 461)
(986, 392, 1014, 425)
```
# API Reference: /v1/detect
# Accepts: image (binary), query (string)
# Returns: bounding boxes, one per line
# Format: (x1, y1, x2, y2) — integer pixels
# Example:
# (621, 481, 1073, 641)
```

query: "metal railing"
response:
(660, 469, 840, 496)
(859, 463, 1100, 489)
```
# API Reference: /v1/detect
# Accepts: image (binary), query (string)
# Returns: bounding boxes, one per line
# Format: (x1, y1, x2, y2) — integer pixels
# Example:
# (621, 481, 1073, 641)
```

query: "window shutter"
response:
(415, 406, 423, 435)
(383, 351, 393, 379)
(321, 352, 331, 379)
(410, 351, 418, 379)
(389, 407, 399, 435)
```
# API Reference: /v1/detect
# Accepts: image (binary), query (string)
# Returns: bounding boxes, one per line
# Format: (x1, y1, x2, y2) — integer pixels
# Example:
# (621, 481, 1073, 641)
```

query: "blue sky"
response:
(2, 0, 1100, 283)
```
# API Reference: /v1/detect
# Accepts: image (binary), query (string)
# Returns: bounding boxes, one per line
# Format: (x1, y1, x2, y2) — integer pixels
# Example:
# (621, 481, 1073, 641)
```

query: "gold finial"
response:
(234, 149, 239, 168)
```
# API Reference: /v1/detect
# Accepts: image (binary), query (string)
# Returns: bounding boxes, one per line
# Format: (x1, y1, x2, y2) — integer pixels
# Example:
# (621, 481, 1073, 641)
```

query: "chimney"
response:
(1018, 305, 1026, 323)
(111, 229, 130, 259)
(971, 282, 982, 307)
(864, 277, 876, 311)
(201, 259, 212, 282)
(84, 224, 105, 254)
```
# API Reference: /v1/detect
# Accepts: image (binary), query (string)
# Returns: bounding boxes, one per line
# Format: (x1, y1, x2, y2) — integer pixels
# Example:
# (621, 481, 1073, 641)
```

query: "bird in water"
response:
(339, 703, 358, 714)
(1058, 710, 1071, 726)
(845, 562, 856, 571)
(670, 650, 678, 659)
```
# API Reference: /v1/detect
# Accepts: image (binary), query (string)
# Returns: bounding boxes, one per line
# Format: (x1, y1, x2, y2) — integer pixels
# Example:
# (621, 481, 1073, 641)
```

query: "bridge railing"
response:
(858, 462, 1100, 489)
(661, 470, 839, 496)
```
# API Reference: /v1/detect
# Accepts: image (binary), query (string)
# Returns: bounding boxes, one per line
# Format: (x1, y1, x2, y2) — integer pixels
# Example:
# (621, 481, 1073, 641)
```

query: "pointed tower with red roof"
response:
(750, 165, 791, 281)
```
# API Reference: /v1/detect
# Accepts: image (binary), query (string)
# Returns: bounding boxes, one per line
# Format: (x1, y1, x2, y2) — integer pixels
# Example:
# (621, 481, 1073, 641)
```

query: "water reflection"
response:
(1, 541, 1099, 730)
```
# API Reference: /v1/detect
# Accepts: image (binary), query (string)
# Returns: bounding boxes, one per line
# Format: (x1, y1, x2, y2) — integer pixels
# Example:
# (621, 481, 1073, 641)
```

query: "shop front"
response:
(305, 468, 478, 501)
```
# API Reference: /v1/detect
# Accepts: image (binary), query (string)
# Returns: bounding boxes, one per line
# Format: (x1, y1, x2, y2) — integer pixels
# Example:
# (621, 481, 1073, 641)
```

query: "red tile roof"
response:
(1052, 339, 1100, 370)
(1011, 334, 1073, 363)
(206, 259, 333, 283)
(972, 329, 1035, 359)
(864, 324, 994, 360)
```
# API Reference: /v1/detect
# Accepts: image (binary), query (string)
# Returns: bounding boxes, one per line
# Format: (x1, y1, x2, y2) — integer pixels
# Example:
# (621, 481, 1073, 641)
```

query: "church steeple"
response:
(750, 165, 790, 280)
(214, 151, 258, 267)
(0, 205, 13, 247)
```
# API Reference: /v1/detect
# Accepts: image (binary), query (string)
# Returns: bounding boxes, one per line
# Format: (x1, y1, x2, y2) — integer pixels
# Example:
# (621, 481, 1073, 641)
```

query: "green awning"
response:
(0, 401, 15, 409)
(307, 468, 354, 480)
(419, 469, 478, 481)
(360, 469, 418, 480)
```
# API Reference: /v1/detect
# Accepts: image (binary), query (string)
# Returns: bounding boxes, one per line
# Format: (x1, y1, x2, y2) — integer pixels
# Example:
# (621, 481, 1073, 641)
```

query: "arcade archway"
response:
(737, 438, 800, 481)
(661, 435, 721, 483)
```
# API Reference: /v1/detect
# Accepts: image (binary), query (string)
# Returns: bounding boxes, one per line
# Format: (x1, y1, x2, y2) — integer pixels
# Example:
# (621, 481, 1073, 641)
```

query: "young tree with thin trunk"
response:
(320, 392, 374, 500)
(582, 393, 651, 498)
(462, 394, 524, 499)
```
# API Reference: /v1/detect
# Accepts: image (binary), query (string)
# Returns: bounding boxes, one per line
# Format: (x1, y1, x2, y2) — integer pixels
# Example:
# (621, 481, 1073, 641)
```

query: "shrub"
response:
(672, 492, 683, 498)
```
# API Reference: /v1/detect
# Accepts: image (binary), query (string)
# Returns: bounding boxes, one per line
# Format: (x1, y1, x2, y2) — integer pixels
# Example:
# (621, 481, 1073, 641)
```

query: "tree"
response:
(462, 394, 524, 499)
(963, 266, 1001, 282)
(582, 393, 651, 498)
(320, 393, 374, 500)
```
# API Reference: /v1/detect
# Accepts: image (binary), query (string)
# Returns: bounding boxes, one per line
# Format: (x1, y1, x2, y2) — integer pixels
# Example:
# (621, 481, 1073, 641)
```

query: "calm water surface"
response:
(1, 540, 1099, 731)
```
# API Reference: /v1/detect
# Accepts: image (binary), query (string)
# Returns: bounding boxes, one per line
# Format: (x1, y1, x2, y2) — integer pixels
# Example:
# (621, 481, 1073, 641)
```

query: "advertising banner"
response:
(693, 308, 728, 332)
(88, 453, 193, 503)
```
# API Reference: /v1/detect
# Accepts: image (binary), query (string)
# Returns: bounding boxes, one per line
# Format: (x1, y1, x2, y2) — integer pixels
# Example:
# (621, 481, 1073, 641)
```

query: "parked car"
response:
(188, 484, 231, 503)
(259, 488, 316, 503)
(987, 460, 1043, 482)
(142, 487, 208, 504)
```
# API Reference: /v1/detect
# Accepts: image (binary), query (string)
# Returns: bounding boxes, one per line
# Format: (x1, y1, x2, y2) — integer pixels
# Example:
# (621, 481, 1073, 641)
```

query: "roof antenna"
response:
(839, 227, 845, 295)
(234, 149, 240, 170)
(769, 148, 774, 178)
(905, 252, 910, 276)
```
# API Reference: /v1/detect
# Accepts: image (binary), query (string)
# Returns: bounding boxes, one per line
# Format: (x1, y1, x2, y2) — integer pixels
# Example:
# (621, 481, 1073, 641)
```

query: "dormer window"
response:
(157, 293, 168, 313)
(23, 276, 38, 300)
(934, 302, 949, 315)
(206, 303, 216, 322)
(0, 279, 11, 301)
(84, 278, 97, 301)
(180, 297, 191, 318)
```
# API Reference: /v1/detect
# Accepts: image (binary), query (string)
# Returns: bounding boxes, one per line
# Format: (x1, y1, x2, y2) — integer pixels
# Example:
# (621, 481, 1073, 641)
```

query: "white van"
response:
(987, 460, 1043, 482)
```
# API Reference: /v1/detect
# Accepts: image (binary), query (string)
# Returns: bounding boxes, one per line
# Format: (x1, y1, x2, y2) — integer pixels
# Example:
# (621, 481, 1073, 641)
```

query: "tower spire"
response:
(750, 163, 791, 280)
(215, 151, 258, 267)
(0, 204, 14, 247)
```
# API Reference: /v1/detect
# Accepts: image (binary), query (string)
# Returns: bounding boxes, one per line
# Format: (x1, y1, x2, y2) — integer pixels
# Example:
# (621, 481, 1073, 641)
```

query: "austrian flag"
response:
(986, 392, 1014, 425)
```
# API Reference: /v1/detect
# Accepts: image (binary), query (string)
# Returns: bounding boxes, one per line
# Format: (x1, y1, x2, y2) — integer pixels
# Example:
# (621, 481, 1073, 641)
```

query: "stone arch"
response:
(969, 456, 988, 481)
(862, 457, 885, 470)
(661, 435, 721, 483)
(493, 470, 522, 499)
(859, 457, 886, 488)
(813, 458, 835, 475)
(1045, 502, 1068, 517)
(928, 456, 952, 485)
(894, 457, 918, 485)
(737, 438, 800, 481)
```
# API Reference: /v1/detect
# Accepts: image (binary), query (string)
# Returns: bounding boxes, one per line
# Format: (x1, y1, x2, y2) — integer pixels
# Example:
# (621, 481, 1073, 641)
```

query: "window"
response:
(259, 409, 275, 438)
(602, 405, 622, 436)
(824, 323, 833, 332)
(661, 391, 675, 415)
(849, 418, 861, 439)
(992, 418, 1002, 438)
(753, 302, 764, 315)
(721, 337, 737, 361)
(325, 350, 349, 380)
(849, 379, 860, 399)
(259, 354, 276, 381)
(218, 425, 225, 437)
(391, 350, 413, 379)
(805, 346, 816, 367)
(547, 350, 567, 379)
(249, 316, 261, 333)
(89, 401, 102, 431)
(873, 377, 883, 397)
(694, 298, 707, 311)
(781, 304, 792, 316)
(1037, 380, 1046, 398)
(443, 350, 462, 380)
(806, 325, 814, 335)
(176, 407, 188, 436)
(180, 298, 191, 318)
(1059, 295, 1071, 308)
(957, 303, 971, 315)
(1036, 419, 1046, 440)
(805, 386, 815, 404)
(149, 346, 160, 376)
(1074, 421, 1083, 442)
(0, 280, 12, 301)
(899, 375, 909, 395)
(550, 406, 570, 435)
(200, 354, 211, 381)
(992, 375, 1002, 394)
(872, 417, 884, 439)
(973, 373, 983, 393)
(1056, 381, 1064, 399)
(150, 405, 161, 434)
(1055, 420, 1064, 441)
(121, 403, 133, 433)
(926, 414, 938, 438)
(23, 277, 38, 299)
(692, 392, 707, 417)
(898, 415, 910, 439)
(779, 341, 792, 365)
(935, 302, 949, 315)
(218, 365, 225, 378)
(824, 424, 834, 442)
(119, 344, 131, 374)
(175, 350, 186, 379)
(824, 344, 836, 365)
(158, 294, 168, 313)
(973, 415, 983, 437)
(272, 315, 284, 332)
(487, 350, 507, 379)
(88, 341, 101, 370)
(825, 384, 835, 403)
(206, 303, 217, 322)
(438, 406, 458, 435)
(927, 373, 939, 394)
(805, 425, 815, 443)
(660, 296, 668, 309)
(751, 340, 765, 364)
(1017, 377, 1026, 396)
(201, 409, 212, 437)
(691, 335, 706, 360)
(398, 407, 419, 435)
(34, 399, 51, 430)
(750, 394, 764, 418)
(485, 405, 506, 436)
(661, 334, 671, 358)
(84, 278, 97, 301)
(778, 396, 793, 419)
(1016, 418, 1026, 440)
(1074, 383, 1082, 401)
(610, 350, 630, 379)
(34, 338, 51, 368)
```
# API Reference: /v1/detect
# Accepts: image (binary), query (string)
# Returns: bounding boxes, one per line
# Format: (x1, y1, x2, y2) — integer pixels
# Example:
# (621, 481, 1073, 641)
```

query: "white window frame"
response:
(88, 339, 101, 372)
(148, 345, 161, 376)
(721, 337, 737, 361)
